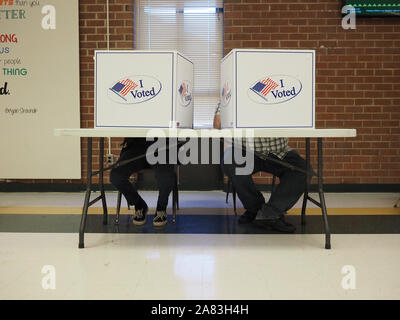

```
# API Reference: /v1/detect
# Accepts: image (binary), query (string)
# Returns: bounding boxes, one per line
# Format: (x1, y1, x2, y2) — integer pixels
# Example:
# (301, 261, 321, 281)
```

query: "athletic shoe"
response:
(153, 210, 167, 227)
(255, 203, 282, 221)
(132, 204, 148, 226)
(268, 216, 296, 233)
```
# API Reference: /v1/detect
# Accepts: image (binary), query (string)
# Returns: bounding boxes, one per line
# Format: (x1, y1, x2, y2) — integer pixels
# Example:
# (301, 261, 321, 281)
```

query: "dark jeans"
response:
(110, 145, 175, 211)
(222, 149, 313, 214)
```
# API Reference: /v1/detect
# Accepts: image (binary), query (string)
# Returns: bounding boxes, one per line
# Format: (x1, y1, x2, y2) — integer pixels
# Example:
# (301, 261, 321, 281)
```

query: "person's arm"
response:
(213, 103, 221, 129)
(213, 114, 221, 129)
(213, 103, 231, 151)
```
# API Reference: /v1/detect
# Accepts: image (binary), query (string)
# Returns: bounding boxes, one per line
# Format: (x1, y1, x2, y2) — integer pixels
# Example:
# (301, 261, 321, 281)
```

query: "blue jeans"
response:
(222, 149, 314, 214)
(110, 145, 175, 211)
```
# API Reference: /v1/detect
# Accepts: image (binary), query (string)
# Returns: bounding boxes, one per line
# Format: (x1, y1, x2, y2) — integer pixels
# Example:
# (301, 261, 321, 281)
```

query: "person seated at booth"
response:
(213, 103, 313, 233)
(110, 138, 175, 227)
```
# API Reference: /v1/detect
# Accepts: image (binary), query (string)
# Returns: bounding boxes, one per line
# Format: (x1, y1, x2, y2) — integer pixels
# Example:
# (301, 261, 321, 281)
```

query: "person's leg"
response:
(154, 164, 175, 211)
(221, 148, 264, 215)
(254, 150, 314, 226)
(266, 150, 313, 214)
(152, 164, 175, 226)
(109, 147, 149, 210)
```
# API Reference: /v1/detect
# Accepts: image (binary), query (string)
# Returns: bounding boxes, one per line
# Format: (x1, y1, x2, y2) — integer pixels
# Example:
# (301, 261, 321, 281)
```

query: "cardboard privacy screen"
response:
(220, 49, 315, 128)
(95, 50, 194, 128)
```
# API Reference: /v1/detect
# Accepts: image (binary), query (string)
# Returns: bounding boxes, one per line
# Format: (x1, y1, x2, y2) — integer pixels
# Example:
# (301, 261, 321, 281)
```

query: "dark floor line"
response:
(0, 214, 399, 234)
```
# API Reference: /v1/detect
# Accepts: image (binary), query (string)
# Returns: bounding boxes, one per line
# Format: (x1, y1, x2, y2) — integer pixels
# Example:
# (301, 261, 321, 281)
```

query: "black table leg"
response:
(172, 193, 177, 224)
(99, 137, 108, 225)
(79, 137, 92, 249)
(317, 138, 331, 249)
(172, 166, 179, 224)
(301, 138, 310, 226)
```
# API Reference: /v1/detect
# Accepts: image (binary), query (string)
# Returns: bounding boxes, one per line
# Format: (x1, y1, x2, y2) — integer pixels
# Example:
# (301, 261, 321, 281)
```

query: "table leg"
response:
(301, 138, 310, 226)
(172, 197, 177, 224)
(173, 174, 178, 224)
(232, 186, 237, 216)
(79, 137, 92, 249)
(99, 137, 108, 225)
(317, 138, 331, 250)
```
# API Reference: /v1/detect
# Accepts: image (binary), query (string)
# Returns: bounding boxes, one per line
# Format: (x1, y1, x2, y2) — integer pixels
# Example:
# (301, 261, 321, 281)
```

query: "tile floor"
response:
(0, 191, 399, 300)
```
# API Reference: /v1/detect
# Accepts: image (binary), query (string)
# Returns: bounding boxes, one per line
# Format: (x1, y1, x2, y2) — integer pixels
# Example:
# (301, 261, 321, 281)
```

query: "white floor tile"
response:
(0, 232, 399, 300)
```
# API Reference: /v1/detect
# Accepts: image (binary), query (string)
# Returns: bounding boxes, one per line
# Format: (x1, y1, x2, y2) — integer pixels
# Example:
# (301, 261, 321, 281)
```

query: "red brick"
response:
(21, 0, 400, 186)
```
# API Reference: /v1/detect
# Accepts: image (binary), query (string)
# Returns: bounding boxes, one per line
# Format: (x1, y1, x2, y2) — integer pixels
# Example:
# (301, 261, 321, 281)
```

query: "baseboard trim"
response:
(0, 182, 398, 193)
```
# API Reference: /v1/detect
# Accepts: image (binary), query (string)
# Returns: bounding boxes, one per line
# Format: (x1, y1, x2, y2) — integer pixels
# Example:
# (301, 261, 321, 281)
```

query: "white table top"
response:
(55, 128, 357, 138)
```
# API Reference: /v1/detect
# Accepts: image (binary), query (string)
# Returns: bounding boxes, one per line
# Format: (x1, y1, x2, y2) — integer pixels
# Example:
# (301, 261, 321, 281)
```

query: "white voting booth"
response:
(95, 50, 194, 128)
(220, 49, 315, 128)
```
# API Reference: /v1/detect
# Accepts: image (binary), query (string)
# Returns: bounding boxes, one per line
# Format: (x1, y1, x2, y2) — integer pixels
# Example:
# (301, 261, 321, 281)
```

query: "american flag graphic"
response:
(222, 82, 229, 99)
(110, 78, 139, 100)
(179, 82, 187, 97)
(251, 78, 279, 97)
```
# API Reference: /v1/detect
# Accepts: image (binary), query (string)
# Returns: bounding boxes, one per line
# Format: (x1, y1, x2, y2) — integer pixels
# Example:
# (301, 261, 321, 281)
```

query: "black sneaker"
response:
(132, 204, 148, 226)
(238, 210, 257, 224)
(153, 210, 167, 227)
(255, 203, 282, 221)
(268, 216, 296, 233)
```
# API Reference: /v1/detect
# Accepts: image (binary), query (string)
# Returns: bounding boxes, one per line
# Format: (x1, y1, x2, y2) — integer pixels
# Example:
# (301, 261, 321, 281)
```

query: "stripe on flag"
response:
(179, 82, 187, 97)
(119, 78, 138, 96)
(259, 78, 279, 96)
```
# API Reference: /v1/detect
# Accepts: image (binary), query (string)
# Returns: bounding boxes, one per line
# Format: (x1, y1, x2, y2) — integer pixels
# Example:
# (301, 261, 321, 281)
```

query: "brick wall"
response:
(2, 0, 130, 187)
(79, 0, 134, 184)
(224, 0, 400, 185)
(6, 0, 400, 187)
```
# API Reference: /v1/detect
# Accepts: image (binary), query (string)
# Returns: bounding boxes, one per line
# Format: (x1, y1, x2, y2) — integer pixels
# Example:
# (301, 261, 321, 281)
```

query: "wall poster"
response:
(0, 0, 80, 179)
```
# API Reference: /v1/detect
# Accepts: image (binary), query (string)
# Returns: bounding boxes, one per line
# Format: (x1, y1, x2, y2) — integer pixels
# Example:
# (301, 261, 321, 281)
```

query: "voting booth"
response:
(95, 50, 194, 128)
(220, 49, 315, 128)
